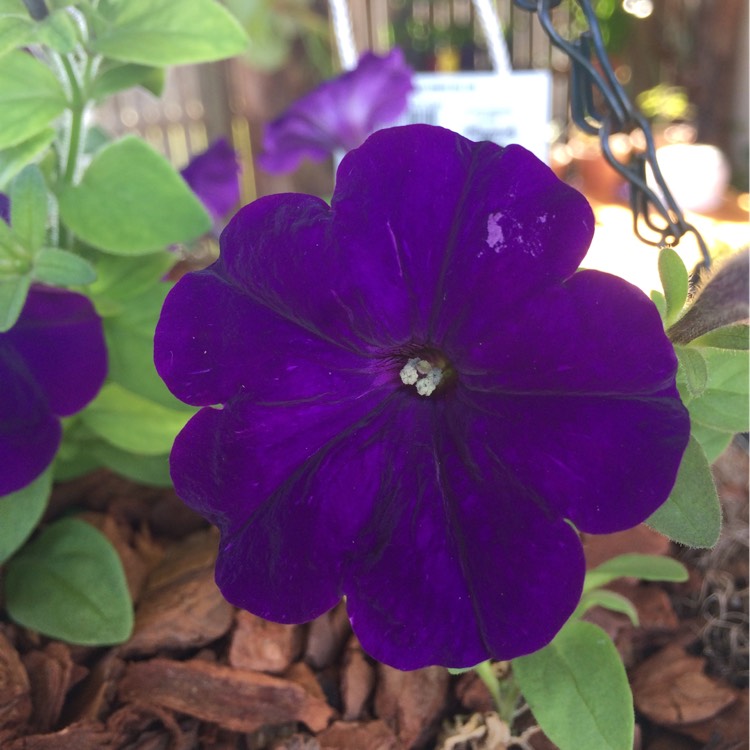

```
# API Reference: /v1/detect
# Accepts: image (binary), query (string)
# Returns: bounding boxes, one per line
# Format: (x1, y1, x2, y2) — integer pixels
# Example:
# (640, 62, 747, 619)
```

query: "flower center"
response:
(399, 356, 446, 397)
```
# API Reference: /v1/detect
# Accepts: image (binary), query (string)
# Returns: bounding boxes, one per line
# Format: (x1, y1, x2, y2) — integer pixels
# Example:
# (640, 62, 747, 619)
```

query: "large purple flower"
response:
(181, 138, 240, 225)
(259, 48, 414, 174)
(1, 285, 107, 496)
(155, 125, 689, 670)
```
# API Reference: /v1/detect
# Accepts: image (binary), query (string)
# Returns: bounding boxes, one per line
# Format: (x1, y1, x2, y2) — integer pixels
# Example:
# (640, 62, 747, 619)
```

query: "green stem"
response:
(474, 660, 520, 727)
(60, 55, 85, 186)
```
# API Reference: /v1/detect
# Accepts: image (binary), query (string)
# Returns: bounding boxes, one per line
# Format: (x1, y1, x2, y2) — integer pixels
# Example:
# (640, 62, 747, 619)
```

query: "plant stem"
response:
(474, 660, 520, 727)
(60, 55, 85, 186)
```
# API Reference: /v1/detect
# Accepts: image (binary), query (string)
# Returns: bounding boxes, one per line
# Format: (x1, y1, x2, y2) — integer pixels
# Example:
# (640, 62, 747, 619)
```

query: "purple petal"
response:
(0, 192, 9, 224)
(259, 49, 413, 173)
(6, 286, 107, 416)
(170, 387, 392, 621)
(180, 138, 240, 222)
(0, 348, 60, 496)
(457, 270, 680, 395)
(0, 286, 105, 495)
(344, 395, 585, 670)
(332, 127, 593, 343)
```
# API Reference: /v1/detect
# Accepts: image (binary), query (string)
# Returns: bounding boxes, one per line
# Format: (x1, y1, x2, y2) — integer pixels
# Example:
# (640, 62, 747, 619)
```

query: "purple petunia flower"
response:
(181, 138, 241, 225)
(155, 125, 690, 670)
(0, 285, 107, 496)
(258, 48, 414, 174)
(0, 193, 9, 224)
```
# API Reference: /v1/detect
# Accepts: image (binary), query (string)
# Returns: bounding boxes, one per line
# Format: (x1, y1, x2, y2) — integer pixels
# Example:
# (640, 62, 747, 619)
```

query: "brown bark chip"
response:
(22, 642, 85, 733)
(304, 603, 351, 670)
(631, 644, 737, 726)
(318, 719, 402, 750)
(0, 630, 31, 730)
(121, 528, 233, 657)
(374, 664, 449, 749)
(340, 636, 375, 721)
(228, 611, 303, 674)
(582, 524, 671, 570)
(5, 721, 113, 749)
(118, 658, 336, 733)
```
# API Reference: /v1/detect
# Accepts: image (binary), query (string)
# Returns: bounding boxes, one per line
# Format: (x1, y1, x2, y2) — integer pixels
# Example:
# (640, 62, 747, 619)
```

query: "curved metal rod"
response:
(515, 0, 711, 267)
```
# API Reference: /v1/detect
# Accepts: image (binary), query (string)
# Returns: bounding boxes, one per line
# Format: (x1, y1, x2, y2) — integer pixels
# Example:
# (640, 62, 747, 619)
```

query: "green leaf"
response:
(0, 469, 51, 564)
(647, 436, 721, 548)
(34, 8, 80, 52)
(0, 272, 31, 331)
(103, 284, 193, 407)
(58, 136, 211, 255)
(649, 289, 666, 323)
(89, 250, 175, 314)
(10, 164, 47, 253)
(583, 553, 688, 593)
(0, 127, 56, 190)
(690, 422, 734, 464)
(90, 61, 165, 101)
(33, 247, 97, 286)
(91, 443, 172, 486)
(658, 247, 689, 327)
(513, 620, 633, 750)
(0, 9, 32, 59)
(686, 348, 750, 433)
(675, 345, 708, 398)
(4, 517, 133, 645)
(91, 0, 247, 66)
(574, 590, 639, 627)
(80, 382, 192, 455)
(691, 324, 749, 351)
(0, 50, 68, 151)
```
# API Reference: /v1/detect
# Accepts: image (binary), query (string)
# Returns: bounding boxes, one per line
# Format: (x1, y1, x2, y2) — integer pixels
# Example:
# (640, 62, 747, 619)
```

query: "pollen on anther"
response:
(399, 357, 420, 385)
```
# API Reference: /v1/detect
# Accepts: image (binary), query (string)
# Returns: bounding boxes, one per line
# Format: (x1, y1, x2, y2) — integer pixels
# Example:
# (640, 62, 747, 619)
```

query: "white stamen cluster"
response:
(399, 357, 444, 397)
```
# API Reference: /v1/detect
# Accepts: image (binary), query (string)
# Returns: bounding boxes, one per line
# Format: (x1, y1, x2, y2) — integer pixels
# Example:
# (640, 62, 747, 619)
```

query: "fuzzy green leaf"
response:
(0, 469, 51, 564)
(4, 518, 133, 644)
(80, 382, 192, 455)
(91, 0, 247, 66)
(0, 272, 31, 331)
(583, 553, 688, 593)
(675, 345, 708, 398)
(0, 50, 67, 150)
(33, 247, 96, 286)
(0, 127, 55, 190)
(691, 324, 749, 351)
(574, 590, 639, 627)
(58, 137, 211, 255)
(647, 436, 721, 548)
(513, 620, 633, 750)
(658, 247, 689, 327)
(10, 164, 47, 253)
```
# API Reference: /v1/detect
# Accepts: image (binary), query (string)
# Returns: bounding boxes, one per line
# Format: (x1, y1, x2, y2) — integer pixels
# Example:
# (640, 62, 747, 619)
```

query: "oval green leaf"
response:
(0, 50, 67, 150)
(80, 382, 192, 455)
(4, 517, 133, 645)
(647, 435, 722, 548)
(10, 164, 48, 253)
(58, 136, 211, 254)
(658, 246, 689, 327)
(91, 0, 247, 66)
(0, 469, 52, 564)
(583, 553, 688, 593)
(33, 247, 97, 286)
(513, 620, 634, 750)
(0, 127, 56, 190)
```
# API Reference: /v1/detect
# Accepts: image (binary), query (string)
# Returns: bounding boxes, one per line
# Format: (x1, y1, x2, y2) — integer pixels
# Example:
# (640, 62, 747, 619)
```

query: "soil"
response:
(0, 441, 747, 750)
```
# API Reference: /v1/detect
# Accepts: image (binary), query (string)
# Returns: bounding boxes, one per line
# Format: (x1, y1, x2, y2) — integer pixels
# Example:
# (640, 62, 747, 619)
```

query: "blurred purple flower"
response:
(0, 192, 9, 224)
(181, 138, 240, 225)
(155, 125, 689, 670)
(1, 286, 107, 496)
(259, 48, 414, 174)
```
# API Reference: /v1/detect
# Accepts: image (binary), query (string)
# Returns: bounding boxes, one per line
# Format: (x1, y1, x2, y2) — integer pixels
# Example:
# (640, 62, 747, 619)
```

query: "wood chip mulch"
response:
(1, 444, 747, 750)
